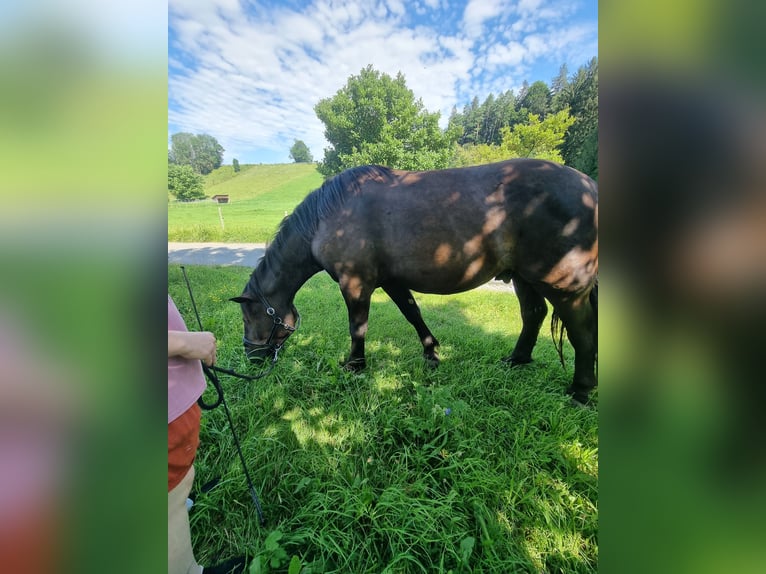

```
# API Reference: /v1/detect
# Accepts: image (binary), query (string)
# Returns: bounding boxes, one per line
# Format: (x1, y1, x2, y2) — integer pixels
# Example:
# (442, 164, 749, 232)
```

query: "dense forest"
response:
(448, 57, 598, 178)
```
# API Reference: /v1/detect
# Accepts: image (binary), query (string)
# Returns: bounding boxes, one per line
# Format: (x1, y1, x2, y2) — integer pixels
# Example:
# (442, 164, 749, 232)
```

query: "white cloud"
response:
(386, 0, 406, 17)
(462, 0, 506, 38)
(168, 0, 596, 163)
(518, 0, 544, 13)
(486, 41, 526, 67)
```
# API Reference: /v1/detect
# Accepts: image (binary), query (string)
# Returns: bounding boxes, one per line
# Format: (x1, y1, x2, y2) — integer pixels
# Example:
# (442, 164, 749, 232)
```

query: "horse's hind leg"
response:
(381, 281, 440, 367)
(551, 292, 598, 404)
(502, 277, 548, 366)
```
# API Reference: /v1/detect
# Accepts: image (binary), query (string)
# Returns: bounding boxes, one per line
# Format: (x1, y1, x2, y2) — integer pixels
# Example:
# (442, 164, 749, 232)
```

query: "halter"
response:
(243, 274, 300, 361)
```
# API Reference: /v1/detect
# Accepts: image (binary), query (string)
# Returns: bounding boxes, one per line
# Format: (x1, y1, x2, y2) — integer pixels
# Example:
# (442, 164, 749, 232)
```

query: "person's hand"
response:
(168, 331, 217, 366)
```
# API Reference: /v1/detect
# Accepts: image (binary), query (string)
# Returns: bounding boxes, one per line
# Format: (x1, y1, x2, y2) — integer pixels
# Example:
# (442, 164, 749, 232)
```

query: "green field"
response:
(168, 163, 325, 242)
(169, 265, 598, 573)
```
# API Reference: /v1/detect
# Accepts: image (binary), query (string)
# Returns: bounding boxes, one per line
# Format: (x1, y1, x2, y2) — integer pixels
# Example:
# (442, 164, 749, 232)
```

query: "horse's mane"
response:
(259, 165, 394, 272)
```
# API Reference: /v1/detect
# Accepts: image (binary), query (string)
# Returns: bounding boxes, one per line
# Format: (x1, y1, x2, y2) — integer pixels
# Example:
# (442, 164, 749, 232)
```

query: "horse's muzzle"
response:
(244, 344, 273, 361)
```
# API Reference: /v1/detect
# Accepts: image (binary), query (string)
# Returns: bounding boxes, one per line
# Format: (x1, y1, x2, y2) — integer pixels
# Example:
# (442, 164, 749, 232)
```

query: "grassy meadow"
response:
(168, 163, 324, 242)
(168, 265, 598, 573)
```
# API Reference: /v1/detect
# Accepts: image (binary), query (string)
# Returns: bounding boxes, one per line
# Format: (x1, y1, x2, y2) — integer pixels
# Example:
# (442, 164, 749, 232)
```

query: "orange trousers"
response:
(168, 403, 202, 574)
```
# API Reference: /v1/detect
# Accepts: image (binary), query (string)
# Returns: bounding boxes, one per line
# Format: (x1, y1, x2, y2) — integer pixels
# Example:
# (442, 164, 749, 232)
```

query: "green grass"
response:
(169, 265, 598, 573)
(168, 163, 324, 242)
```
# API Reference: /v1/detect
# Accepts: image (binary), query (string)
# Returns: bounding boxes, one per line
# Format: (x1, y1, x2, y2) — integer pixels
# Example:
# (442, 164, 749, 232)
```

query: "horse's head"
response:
(229, 279, 300, 362)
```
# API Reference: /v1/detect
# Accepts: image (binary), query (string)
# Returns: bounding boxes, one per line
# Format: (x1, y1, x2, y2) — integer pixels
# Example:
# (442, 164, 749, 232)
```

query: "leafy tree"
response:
(451, 109, 575, 167)
(169, 132, 194, 166)
(289, 140, 313, 163)
(314, 65, 458, 176)
(168, 163, 205, 201)
(169, 132, 225, 175)
(194, 134, 224, 174)
(452, 143, 507, 167)
(499, 109, 575, 162)
(233, 158, 240, 172)
(445, 60, 597, 176)
(447, 105, 464, 142)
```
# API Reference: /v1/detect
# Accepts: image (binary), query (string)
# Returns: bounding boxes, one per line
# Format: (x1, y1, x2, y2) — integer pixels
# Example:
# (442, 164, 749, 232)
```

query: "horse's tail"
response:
(590, 278, 598, 368)
(550, 278, 598, 369)
(590, 278, 598, 329)
(551, 310, 566, 369)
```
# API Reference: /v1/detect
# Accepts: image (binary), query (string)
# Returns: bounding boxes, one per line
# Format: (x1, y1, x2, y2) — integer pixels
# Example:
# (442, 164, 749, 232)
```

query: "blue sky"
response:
(169, 0, 597, 165)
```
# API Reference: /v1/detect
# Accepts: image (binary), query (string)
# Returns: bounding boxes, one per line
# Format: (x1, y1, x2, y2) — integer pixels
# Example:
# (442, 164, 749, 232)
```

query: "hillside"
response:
(201, 163, 321, 200)
(168, 163, 324, 243)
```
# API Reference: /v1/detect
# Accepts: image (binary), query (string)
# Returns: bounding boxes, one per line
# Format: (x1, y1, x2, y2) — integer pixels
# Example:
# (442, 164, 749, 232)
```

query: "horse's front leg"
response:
(339, 277, 374, 371)
(381, 281, 440, 367)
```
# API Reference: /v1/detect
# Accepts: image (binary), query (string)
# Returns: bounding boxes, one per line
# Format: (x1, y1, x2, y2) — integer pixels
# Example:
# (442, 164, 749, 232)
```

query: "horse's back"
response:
(312, 160, 598, 294)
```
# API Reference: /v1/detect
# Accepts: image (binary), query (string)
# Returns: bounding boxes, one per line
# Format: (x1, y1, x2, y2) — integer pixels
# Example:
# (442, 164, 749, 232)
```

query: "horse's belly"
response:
(314, 224, 511, 294)
(391, 265, 503, 295)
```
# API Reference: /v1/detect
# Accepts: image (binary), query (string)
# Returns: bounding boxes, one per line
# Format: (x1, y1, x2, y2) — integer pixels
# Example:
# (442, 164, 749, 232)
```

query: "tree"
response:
(447, 105, 464, 143)
(461, 96, 483, 145)
(516, 80, 530, 106)
(550, 64, 570, 113)
(168, 163, 205, 201)
(169, 132, 225, 175)
(449, 89, 523, 147)
(498, 109, 575, 162)
(233, 158, 240, 172)
(444, 61, 597, 175)
(450, 109, 575, 167)
(314, 65, 458, 176)
(289, 140, 313, 163)
(558, 57, 598, 178)
(168, 132, 191, 165)
(519, 80, 551, 117)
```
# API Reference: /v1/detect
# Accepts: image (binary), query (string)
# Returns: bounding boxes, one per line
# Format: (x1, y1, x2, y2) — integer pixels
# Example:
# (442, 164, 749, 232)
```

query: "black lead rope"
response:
(178, 265, 224, 409)
(179, 266, 266, 526)
(210, 362, 277, 381)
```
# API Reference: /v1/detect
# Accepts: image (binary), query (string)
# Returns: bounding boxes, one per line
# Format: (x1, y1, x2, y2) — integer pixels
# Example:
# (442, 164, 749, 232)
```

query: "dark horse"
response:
(231, 159, 598, 403)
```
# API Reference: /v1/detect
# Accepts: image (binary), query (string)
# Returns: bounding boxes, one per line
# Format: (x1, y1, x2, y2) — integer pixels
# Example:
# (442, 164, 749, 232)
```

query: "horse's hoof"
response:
(566, 385, 592, 407)
(341, 359, 366, 372)
(568, 396, 589, 408)
(424, 354, 440, 369)
(501, 356, 531, 367)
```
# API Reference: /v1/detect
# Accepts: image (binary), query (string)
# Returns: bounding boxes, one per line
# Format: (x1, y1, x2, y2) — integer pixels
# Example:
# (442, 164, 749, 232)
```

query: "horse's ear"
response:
(229, 296, 252, 304)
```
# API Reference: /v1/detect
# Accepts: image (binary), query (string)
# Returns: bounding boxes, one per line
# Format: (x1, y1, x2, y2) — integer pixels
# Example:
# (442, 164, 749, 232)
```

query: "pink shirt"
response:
(168, 295, 206, 423)
(0, 314, 69, 526)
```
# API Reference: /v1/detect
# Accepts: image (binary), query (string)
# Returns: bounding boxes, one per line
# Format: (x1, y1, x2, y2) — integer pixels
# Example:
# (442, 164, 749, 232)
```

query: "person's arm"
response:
(168, 330, 217, 366)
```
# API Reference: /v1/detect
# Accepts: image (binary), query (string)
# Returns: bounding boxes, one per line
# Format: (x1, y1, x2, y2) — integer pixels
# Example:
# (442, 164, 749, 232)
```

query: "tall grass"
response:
(169, 163, 324, 243)
(169, 265, 598, 573)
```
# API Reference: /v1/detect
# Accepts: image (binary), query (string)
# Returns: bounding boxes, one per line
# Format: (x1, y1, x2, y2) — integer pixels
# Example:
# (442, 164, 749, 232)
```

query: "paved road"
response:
(168, 242, 266, 268)
(167, 242, 513, 292)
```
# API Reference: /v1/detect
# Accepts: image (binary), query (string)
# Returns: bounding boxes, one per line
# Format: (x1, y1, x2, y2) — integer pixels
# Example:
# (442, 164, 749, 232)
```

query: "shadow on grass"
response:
(169, 266, 597, 573)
